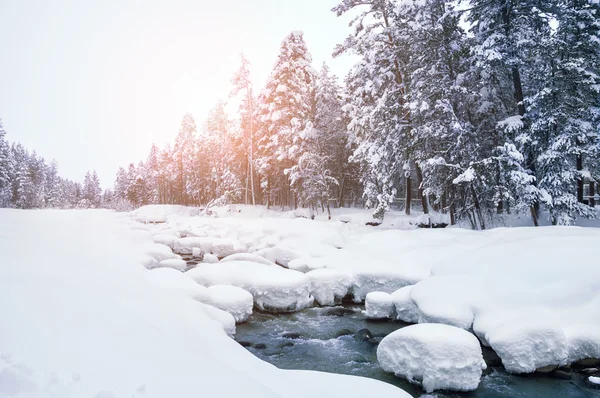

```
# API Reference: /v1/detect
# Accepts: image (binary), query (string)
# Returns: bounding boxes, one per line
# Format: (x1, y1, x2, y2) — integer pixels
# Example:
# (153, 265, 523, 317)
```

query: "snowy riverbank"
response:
(2, 205, 600, 396)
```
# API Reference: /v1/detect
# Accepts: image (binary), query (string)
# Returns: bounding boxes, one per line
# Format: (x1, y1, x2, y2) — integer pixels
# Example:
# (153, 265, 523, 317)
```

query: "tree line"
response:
(111, 0, 599, 226)
(0, 119, 103, 209)
(2, 1, 599, 227)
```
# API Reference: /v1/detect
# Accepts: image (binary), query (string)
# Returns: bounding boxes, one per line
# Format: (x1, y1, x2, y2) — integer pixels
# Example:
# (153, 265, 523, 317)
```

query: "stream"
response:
(235, 306, 600, 398)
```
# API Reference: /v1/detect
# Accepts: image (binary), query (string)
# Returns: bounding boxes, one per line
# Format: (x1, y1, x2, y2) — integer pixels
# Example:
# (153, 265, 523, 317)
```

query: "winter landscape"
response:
(1, 0, 600, 397)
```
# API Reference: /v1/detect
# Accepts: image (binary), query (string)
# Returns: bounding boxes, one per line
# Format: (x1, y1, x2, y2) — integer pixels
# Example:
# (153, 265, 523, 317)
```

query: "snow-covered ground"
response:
(128, 204, 600, 390)
(0, 208, 410, 398)
(3, 204, 600, 395)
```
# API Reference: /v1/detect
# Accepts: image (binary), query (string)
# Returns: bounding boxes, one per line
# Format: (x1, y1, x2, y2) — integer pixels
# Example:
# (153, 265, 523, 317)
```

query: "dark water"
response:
(235, 306, 600, 398)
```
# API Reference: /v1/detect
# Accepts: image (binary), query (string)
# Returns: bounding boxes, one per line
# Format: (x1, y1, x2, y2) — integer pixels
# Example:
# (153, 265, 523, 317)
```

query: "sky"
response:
(0, 0, 357, 188)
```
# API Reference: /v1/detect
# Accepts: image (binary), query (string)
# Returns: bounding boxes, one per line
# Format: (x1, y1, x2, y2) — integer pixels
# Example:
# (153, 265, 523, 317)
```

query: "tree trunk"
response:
(405, 176, 412, 215)
(471, 185, 485, 230)
(441, 192, 447, 214)
(415, 164, 428, 214)
(590, 181, 596, 207)
(577, 154, 584, 203)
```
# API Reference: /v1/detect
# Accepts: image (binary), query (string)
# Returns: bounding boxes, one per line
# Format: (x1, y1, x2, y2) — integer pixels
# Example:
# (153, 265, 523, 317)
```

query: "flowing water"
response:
(235, 306, 600, 398)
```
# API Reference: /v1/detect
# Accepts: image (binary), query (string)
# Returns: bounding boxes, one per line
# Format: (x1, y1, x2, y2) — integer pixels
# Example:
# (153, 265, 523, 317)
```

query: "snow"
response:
(152, 233, 179, 248)
(486, 319, 568, 373)
(307, 269, 352, 306)
(365, 292, 395, 319)
(173, 236, 237, 257)
(158, 258, 188, 271)
(196, 301, 237, 336)
(0, 208, 411, 398)
(202, 253, 219, 263)
(377, 324, 487, 392)
(391, 286, 420, 323)
(144, 243, 181, 262)
(122, 205, 600, 377)
(186, 261, 314, 312)
(590, 376, 600, 385)
(220, 252, 277, 266)
(202, 285, 254, 323)
(145, 267, 208, 301)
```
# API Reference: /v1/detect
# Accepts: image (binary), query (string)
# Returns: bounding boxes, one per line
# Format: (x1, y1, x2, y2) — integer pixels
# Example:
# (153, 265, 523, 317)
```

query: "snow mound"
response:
(487, 319, 568, 373)
(173, 237, 236, 257)
(365, 292, 395, 319)
(350, 271, 412, 303)
(391, 286, 420, 323)
(145, 267, 208, 301)
(202, 253, 219, 263)
(590, 376, 600, 385)
(377, 324, 486, 392)
(220, 253, 277, 266)
(153, 233, 179, 248)
(255, 246, 300, 267)
(203, 285, 254, 323)
(197, 302, 236, 336)
(186, 261, 313, 312)
(288, 257, 327, 272)
(132, 204, 201, 223)
(158, 258, 187, 271)
(144, 243, 181, 262)
(307, 269, 352, 306)
(564, 324, 600, 364)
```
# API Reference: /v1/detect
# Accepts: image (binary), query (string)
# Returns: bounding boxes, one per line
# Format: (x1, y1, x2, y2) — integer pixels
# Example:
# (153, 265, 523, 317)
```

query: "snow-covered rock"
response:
(564, 324, 600, 364)
(192, 247, 203, 258)
(391, 286, 420, 323)
(173, 237, 236, 257)
(307, 269, 352, 306)
(377, 324, 486, 392)
(486, 319, 568, 373)
(186, 261, 313, 312)
(220, 253, 277, 266)
(144, 243, 181, 262)
(203, 285, 254, 323)
(255, 246, 300, 267)
(288, 257, 327, 272)
(158, 258, 187, 271)
(350, 271, 412, 303)
(197, 301, 236, 336)
(589, 376, 600, 385)
(365, 292, 395, 319)
(153, 233, 179, 248)
(202, 253, 219, 263)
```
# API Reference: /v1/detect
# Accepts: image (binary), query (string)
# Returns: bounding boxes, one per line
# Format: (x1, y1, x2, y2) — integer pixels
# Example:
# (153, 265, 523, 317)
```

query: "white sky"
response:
(0, 0, 357, 188)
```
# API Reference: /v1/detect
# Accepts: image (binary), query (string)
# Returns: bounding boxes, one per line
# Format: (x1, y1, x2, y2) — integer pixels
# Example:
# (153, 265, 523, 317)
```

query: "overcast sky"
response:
(0, 0, 356, 188)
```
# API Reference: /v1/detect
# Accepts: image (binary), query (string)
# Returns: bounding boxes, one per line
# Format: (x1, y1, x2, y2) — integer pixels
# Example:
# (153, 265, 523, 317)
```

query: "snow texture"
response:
(158, 258, 188, 271)
(186, 261, 313, 312)
(307, 269, 352, 306)
(203, 285, 254, 323)
(365, 292, 395, 319)
(174, 237, 237, 257)
(0, 209, 411, 398)
(391, 286, 421, 323)
(377, 324, 487, 392)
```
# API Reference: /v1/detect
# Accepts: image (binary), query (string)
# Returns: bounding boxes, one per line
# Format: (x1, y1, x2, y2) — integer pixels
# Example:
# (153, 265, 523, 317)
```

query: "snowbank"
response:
(173, 237, 237, 257)
(377, 324, 486, 392)
(220, 253, 277, 266)
(307, 269, 352, 306)
(158, 258, 188, 271)
(203, 285, 254, 323)
(365, 292, 395, 319)
(0, 209, 411, 398)
(391, 286, 420, 323)
(186, 261, 313, 312)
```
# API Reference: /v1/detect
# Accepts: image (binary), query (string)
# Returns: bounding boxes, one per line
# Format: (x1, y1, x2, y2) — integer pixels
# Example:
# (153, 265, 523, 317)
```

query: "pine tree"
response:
(256, 31, 317, 208)
(0, 119, 13, 207)
(173, 114, 197, 205)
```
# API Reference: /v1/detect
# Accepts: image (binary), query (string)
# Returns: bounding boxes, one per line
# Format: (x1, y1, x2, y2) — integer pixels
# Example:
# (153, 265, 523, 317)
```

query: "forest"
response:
(1, 0, 598, 228)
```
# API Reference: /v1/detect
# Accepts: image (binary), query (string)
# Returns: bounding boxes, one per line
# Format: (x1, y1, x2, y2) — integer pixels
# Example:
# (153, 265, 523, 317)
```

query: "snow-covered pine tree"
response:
(255, 31, 316, 208)
(231, 54, 258, 205)
(289, 63, 349, 217)
(173, 114, 197, 205)
(526, 0, 600, 224)
(333, 0, 411, 220)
